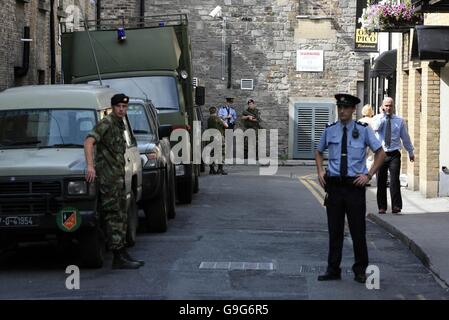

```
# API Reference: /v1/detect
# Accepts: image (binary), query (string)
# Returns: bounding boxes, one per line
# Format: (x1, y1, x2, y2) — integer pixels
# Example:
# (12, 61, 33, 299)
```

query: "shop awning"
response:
(370, 49, 397, 78)
(411, 25, 449, 61)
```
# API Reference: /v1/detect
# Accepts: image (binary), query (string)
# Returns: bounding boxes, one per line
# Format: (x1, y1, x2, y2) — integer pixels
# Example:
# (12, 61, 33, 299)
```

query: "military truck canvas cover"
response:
(62, 27, 181, 83)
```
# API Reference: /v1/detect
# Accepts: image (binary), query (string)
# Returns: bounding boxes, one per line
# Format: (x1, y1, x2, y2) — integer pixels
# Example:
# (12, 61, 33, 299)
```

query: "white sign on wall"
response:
(296, 50, 324, 72)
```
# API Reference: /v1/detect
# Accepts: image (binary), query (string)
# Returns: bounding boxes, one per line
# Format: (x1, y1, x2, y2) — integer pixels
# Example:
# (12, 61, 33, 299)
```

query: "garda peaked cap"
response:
(335, 93, 361, 107)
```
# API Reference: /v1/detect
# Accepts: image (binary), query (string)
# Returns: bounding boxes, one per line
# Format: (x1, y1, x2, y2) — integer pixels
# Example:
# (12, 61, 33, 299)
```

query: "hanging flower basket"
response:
(359, 0, 423, 33)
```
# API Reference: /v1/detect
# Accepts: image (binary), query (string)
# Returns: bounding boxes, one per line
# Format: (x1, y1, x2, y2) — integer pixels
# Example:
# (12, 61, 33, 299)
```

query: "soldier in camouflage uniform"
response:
(207, 106, 227, 175)
(84, 93, 143, 270)
(242, 98, 262, 160)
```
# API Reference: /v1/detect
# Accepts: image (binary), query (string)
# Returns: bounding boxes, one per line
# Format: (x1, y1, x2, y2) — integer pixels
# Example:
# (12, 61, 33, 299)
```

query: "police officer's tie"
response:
(340, 126, 348, 177)
(385, 115, 391, 148)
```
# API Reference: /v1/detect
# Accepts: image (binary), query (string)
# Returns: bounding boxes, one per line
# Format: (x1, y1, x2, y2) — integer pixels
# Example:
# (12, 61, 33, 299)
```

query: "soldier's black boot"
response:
(121, 248, 145, 267)
(217, 165, 228, 175)
(209, 164, 217, 175)
(112, 249, 141, 269)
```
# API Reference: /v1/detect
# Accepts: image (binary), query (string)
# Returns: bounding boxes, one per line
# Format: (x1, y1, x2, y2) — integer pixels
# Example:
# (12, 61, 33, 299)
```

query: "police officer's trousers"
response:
(325, 179, 368, 275)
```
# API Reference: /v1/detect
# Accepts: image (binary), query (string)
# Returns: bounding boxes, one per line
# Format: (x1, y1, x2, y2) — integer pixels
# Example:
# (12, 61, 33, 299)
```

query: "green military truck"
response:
(61, 14, 205, 204)
(0, 85, 142, 268)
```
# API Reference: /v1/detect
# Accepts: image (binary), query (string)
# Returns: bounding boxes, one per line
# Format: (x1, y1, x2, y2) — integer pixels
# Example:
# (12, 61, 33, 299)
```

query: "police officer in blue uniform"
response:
(315, 94, 386, 283)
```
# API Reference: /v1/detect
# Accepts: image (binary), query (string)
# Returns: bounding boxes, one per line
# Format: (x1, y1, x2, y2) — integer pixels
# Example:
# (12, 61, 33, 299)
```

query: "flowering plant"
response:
(359, 0, 423, 32)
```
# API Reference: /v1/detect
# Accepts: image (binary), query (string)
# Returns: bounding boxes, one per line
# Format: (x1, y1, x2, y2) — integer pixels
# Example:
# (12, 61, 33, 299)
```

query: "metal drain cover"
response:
(199, 261, 275, 271)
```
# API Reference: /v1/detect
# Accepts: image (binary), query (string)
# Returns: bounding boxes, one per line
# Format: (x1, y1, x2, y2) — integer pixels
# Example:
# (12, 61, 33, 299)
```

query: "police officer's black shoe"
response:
(317, 272, 341, 281)
(112, 250, 141, 269)
(121, 248, 145, 267)
(354, 273, 367, 283)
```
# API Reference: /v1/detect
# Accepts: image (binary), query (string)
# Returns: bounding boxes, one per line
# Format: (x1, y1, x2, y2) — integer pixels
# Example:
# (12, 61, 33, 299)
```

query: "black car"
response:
(127, 99, 176, 232)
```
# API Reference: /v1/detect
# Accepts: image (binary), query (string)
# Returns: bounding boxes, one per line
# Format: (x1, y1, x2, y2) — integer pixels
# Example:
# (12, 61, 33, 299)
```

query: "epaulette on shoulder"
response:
(325, 121, 338, 128)
(355, 121, 368, 127)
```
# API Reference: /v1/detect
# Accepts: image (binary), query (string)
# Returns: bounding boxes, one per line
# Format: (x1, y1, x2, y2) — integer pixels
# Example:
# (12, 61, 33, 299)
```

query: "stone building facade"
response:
(397, 12, 449, 198)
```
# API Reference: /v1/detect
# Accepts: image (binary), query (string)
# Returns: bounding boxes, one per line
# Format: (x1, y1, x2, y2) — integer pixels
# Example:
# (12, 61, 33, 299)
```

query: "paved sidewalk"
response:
(366, 186, 449, 288)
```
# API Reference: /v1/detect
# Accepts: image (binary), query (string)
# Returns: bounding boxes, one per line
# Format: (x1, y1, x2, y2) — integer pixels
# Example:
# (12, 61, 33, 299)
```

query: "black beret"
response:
(111, 93, 129, 106)
(225, 97, 234, 102)
(335, 93, 360, 107)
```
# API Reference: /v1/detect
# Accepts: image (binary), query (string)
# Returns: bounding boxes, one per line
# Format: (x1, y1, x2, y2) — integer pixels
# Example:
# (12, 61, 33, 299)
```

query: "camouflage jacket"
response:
(207, 115, 226, 136)
(86, 113, 126, 179)
(242, 107, 262, 129)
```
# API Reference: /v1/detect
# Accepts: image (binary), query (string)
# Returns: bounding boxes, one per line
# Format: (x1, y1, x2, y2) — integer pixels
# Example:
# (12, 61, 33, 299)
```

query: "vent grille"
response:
(294, 103, 332, 159)
(192, 77, 198, 87)
(0, 181, 62, 197)
(241, 79, 254, 90)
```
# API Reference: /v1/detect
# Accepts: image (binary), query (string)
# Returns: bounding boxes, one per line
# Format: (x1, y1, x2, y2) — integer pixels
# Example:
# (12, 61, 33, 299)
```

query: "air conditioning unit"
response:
(241, 79, 254, 90)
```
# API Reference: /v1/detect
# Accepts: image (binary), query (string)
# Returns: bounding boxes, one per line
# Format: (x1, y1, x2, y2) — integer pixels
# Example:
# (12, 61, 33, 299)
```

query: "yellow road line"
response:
(307, 178, 326, 198)
(299, 177, 325, 207)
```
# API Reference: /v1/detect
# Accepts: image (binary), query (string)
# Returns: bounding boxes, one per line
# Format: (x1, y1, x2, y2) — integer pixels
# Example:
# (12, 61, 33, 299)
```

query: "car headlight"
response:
(67, 181, 88, 195)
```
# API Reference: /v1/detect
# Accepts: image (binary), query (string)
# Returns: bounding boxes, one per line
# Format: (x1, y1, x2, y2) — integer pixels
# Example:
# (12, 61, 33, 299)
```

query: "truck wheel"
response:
(80, 227, 105, 268)
(144, 171, 168, 232)
(177, 175, 193, 204)
(167, 166, 176, 219)
(126, 192, 139, 247)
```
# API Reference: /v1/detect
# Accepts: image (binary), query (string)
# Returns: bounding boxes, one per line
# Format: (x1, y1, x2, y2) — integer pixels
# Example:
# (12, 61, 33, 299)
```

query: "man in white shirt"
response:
(371, 97, 415, 214)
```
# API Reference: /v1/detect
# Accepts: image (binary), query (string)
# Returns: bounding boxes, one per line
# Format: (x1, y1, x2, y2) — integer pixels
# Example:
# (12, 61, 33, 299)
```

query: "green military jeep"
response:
(0, 85, 142, 268)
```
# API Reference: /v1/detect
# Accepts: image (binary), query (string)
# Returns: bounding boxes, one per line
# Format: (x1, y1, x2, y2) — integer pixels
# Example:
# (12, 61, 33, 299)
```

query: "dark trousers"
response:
(377, 150, 402, 210)
(325, 180, 368, 275)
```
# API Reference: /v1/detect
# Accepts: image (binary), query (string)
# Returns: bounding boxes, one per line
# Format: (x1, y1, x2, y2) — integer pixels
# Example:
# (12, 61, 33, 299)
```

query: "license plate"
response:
(0, 216, 37, 227)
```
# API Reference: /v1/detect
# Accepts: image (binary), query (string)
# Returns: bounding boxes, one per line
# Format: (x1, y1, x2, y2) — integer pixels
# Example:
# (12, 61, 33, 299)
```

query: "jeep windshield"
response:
(89, 76, 180, 110)
(0, 109, 96, 149)
(127, 104, 156, 140)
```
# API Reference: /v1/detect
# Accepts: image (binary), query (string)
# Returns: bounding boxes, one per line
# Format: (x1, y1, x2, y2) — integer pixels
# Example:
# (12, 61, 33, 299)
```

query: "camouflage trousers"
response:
(98, 176, 127, 251)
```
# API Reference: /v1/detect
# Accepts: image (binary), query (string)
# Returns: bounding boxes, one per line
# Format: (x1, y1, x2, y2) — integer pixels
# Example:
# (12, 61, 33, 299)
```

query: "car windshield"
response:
(0, 109, 96, 149)
(127, 104, 156, 139)
(89, 76, 180, 110)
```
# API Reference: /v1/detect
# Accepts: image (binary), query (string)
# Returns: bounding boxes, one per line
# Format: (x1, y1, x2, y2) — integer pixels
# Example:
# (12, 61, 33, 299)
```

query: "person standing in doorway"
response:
(372, 97, 415, 214)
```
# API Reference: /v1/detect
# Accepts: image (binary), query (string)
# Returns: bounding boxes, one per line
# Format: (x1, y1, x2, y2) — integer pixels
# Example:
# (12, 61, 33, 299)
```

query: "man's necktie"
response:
(340, 126, 348, 177)
(385, 115, 391, 148)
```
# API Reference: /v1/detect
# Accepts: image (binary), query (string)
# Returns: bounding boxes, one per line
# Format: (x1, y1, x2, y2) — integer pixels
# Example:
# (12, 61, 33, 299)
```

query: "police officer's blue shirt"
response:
(317, 120, 382, 177)
(371, 113, 414, 156)
(218, 105, 238, 125)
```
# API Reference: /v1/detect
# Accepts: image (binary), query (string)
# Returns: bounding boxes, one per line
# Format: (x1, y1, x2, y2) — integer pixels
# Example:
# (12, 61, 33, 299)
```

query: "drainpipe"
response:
(50, 0, 56, 84)
(139, 0, 145, 27)
(96, 0, 101, 28)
